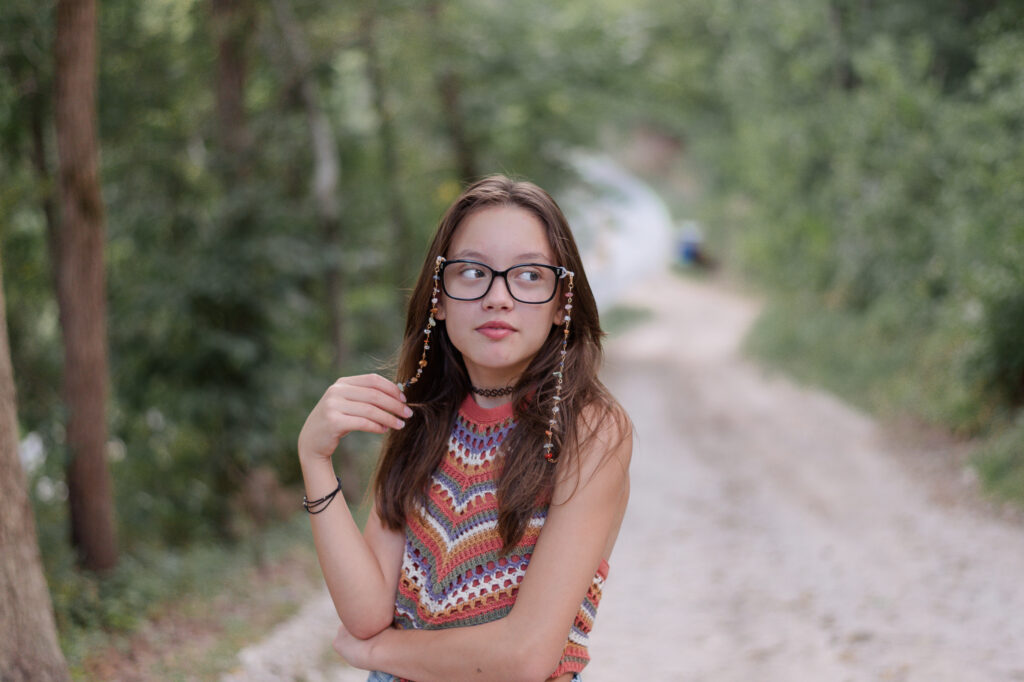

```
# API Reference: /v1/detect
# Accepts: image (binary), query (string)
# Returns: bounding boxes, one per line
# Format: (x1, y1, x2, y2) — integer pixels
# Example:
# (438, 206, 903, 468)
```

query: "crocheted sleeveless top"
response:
(391, 394, 609, 679)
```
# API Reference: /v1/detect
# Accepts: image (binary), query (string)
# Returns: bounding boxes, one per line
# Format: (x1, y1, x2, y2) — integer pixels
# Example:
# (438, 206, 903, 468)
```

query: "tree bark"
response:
(0, 253, 73, 682)
(211, 0, 254, 175)
(361, 2, 416, 289)
(426, 0, 478, 182)
(270, 0, 361, 499)
(269, 0, 349, 372)
(54, 0, 118, 573)
(27, 80, 62, 297)
(828, 2, 857, 90)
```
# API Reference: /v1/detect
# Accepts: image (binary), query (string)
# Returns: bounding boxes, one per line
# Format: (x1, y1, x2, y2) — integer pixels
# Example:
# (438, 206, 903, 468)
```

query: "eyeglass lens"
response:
(443, 262, 558, 303)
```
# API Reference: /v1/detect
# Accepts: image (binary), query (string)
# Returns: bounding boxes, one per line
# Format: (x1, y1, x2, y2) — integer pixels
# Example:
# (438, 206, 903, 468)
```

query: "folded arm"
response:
(298, 374, 409, 638)
(335, 413, 633, 682)
(302, 457, 404, 638)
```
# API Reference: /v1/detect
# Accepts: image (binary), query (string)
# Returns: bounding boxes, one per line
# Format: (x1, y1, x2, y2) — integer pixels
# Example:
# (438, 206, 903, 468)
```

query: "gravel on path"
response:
(586, 271, 1024, 682)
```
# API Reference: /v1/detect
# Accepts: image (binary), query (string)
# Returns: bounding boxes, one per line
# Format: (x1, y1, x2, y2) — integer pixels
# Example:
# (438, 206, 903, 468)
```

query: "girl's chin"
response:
(464, 356, 532, 379)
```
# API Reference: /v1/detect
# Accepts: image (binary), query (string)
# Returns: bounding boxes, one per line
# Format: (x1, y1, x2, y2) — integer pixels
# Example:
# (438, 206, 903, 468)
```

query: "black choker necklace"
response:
(470, 385, 514, 398)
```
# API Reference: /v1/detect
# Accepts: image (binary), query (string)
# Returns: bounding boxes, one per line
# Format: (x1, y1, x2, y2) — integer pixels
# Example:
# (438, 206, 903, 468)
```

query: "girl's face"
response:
(436, 205, 565, 389)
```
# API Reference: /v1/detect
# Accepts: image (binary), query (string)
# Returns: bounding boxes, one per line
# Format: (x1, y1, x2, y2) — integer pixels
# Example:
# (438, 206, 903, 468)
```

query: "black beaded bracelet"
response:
(303, 476, 342, 514)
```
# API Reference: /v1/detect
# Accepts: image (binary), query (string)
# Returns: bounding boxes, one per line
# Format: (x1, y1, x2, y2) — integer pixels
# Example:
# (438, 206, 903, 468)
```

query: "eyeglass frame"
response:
(438, 257, 572, 304)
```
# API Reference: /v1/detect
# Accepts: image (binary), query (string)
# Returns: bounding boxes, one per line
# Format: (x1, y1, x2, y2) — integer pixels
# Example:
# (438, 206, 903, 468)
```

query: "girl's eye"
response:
(516, 270, 542, 282)
(458, 266, 487, 280)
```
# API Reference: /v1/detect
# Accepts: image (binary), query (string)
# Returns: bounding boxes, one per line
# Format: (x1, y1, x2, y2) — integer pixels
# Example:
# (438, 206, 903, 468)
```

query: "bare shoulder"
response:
(553, 398, 633, 503)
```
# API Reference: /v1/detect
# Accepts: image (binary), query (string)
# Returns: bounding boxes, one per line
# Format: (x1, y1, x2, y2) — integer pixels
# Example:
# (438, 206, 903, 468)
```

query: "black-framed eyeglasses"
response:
(439, 258, 570, 304)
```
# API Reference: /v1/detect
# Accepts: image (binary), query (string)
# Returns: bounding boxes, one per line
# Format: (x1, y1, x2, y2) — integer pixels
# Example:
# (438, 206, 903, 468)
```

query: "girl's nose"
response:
(483, 274, 514, 308)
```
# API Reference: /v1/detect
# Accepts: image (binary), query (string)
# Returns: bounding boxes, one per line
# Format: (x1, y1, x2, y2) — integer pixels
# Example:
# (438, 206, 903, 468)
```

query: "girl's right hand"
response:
(297, 373, 413, 462)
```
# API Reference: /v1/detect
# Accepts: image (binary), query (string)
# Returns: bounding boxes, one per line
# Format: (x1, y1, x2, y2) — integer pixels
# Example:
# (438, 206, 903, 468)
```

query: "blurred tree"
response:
(211, 0, 254, 176)
(426, 0, 478, 182)
(54, 0, 117, 572)
(271, 0, 361, 498)
(0, 256, 71, 682)
(271, 0, 347, 372)
(360, 0, 415, 290)
(2, 0, 1018, 593)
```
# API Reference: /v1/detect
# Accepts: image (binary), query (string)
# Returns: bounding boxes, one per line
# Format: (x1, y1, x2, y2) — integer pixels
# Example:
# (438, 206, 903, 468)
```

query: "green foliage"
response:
(974, 418, 1024, 507)
(1, 0, 648, 556)
(3, 0, 1024, 652)
(666, 0, 1024, 499)
(601, 304, 654, 337)
(44, 513, 316, 669)
(745, 293, 985, 433)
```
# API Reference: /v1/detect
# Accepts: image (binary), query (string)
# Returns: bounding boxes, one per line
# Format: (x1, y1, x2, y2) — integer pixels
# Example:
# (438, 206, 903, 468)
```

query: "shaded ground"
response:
(77, 547, 322, 681)
(224, 271, 1024, 681)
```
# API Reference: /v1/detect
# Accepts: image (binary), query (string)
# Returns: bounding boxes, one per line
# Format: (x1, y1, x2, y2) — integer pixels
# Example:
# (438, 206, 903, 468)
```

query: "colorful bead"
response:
(402, 257, 445, 391)
(542, 270, 573, 464)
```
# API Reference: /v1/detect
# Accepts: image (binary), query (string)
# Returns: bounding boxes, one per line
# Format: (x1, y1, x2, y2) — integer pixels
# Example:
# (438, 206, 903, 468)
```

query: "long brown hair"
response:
(373, 175, 629, 549)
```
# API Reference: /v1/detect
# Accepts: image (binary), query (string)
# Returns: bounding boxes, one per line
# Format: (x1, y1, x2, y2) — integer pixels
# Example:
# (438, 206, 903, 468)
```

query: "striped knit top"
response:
(385, 394, 609, 680)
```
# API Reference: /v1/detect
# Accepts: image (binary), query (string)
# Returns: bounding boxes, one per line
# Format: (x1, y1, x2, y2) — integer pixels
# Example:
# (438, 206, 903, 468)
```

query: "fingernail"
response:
(400, 392, 407, 402)
(396, 420, 406, 429)
(404, 407, 414, 418)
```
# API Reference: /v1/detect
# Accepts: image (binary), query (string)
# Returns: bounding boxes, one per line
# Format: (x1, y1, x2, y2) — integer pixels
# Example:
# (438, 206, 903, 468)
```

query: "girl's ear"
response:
(551, 301, 564, 326)
(435, 298, 446, 321)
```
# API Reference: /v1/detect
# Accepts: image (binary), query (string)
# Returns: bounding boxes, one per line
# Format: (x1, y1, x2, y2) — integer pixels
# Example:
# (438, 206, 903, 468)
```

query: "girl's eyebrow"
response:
(451, 249, 552, 263)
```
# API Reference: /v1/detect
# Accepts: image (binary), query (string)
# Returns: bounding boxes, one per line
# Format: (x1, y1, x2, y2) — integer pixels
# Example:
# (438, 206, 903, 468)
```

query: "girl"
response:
(297, 175, 632, 682)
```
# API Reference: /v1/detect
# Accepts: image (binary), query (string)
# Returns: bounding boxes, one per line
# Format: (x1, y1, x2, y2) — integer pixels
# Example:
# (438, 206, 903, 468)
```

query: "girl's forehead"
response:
(449, 205, 555, 263)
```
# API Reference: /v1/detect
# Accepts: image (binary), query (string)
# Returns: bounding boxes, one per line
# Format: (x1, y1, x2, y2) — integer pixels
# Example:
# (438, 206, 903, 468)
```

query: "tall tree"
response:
(270, 0, 363, 499)
(53, 0, 117, 572)
(211, 0, 253, 176)
(426, 0, 478, 182)
(270, 0, 348, 372)
(0, 258, 72, 682)
(361, 1, 415, 288)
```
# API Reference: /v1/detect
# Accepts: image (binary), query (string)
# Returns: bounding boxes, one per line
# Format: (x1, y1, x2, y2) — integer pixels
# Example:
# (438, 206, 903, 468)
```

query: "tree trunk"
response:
(361, 2, 416, 290)
(211, 0, 253, 176)
(426, 0, 478, 182)
(828, 2, 857, 90)
(270, 0, 360, 499)
(0, 254, 73, 682)
(269, 0, 349, 371)
(27, 79, 62, 298)
(54, 0, 118, 573)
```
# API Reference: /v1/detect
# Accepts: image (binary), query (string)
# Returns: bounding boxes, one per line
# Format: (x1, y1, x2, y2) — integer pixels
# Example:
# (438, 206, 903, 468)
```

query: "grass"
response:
(743, 292, 1024, 509)
(55, 511, 334, 680)
(973, 420, 1024, 506)
(602, 303, 654, 337)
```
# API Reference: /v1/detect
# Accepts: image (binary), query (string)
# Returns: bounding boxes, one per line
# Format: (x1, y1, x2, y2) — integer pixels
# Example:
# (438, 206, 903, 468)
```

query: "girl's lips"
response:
(478, 327, 513, 340)
(477, 322, 515, 340)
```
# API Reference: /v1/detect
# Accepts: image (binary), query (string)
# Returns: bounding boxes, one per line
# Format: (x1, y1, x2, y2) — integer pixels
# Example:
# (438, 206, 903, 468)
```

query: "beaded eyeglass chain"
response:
(397, 255, 575, 464)
(397, 255, 445, 394)
(544, 268, 574, 464)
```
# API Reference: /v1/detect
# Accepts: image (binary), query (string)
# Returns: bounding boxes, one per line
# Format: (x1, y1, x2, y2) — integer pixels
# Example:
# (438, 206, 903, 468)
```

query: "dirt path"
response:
(225, 271, 1024, 682)
(589, 271, 1024, 682)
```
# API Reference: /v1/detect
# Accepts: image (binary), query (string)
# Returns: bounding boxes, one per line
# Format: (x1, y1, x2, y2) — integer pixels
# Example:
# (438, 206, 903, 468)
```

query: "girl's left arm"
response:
(334, 412, 632, 682)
